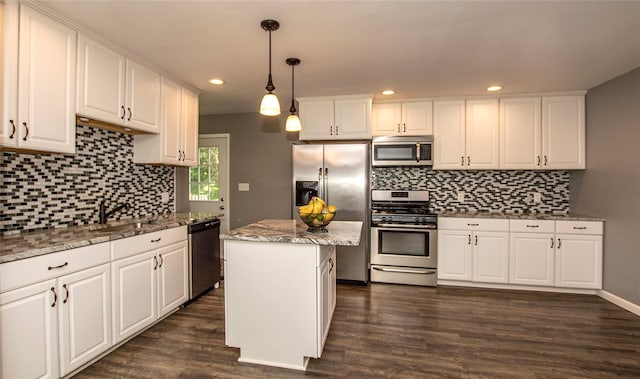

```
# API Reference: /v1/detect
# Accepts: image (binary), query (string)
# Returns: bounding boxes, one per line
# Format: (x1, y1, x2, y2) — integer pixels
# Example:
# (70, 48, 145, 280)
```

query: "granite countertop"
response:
(435, 211, 605, 222)
(0, 212, 222, 264)
(221, 219, 363, 246)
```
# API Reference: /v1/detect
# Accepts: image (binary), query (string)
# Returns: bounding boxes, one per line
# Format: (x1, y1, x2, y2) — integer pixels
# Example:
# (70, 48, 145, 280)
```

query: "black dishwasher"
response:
(188, 218, 221, 300)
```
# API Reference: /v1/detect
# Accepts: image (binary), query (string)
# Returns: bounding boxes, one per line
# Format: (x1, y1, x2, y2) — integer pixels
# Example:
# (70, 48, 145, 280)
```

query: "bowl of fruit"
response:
(298, 196, 337, 232)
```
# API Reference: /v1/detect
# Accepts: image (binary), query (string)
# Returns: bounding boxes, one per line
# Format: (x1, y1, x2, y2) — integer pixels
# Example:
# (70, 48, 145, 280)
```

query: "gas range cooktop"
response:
(371, 190, 437, 227)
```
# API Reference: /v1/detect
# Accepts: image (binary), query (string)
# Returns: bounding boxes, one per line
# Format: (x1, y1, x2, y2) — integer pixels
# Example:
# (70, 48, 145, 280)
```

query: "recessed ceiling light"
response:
(381, 90, 395, 95)
(209, 78, 225, 85)
(487, 85, 502, 92)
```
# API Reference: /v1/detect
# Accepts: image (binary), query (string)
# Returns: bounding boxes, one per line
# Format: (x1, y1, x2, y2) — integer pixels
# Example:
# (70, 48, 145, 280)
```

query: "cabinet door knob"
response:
(557, 238, 562, 248)
(121, 105, 126, 120)
(22, 122, 29, 141)
(537, 156, 541, 166)
(474, 235, 478, 246)
(335, 125, 339, 135)
(461, 156, 465, 166)
(397, 124, 401, 133)
(127, 107, 132, 121)
(8, 120, 16, 139)
(467, 156, 471, 166)
(153, 256, 158, 270)
(158, 254, 164, 268)
(550, 237, 554, 248)
(468, 234, 471, 245)
(403, 123, 406, 133)
(330, 125, 333, 135)
(544, 155, 548, 166)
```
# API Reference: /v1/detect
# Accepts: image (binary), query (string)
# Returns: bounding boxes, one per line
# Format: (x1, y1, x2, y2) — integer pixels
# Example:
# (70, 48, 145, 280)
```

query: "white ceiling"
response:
(38, 0, 640, 116)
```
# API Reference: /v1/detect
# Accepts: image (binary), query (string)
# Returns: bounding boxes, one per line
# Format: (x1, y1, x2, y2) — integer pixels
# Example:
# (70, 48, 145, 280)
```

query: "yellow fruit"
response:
(327, 205, 337, 213)
(313, 196, 326, 206)
(323, 213, 335, 223)
(312, 199, 323, 214)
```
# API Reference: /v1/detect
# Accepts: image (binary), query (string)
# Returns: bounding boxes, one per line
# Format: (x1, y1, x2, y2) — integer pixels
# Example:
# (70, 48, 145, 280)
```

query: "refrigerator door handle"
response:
(318, 167, 323, 199)
(324, 167, 329, 205)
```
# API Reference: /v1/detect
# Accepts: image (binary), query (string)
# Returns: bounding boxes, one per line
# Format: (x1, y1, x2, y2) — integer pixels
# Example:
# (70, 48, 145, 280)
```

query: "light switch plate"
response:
(238, 183, 250, 192)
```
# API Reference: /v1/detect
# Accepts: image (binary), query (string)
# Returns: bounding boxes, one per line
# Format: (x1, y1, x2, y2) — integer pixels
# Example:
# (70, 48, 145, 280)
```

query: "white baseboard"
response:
(597, 290, 640, 317)
(438, 280, 597, 295)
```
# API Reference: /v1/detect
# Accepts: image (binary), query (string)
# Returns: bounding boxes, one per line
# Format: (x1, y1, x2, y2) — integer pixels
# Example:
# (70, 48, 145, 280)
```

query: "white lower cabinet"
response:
(438, 218, 509, 284)
(225, 240, 336, 370)
(319, 247, 336, 350)
(0, 243, 111, 379)
(439, 218, 603, 291)
(555, 226, 603, 289)
(111, 227, 188, 344)
(509, 220, 556, 286)
(0, 279, 59, 379)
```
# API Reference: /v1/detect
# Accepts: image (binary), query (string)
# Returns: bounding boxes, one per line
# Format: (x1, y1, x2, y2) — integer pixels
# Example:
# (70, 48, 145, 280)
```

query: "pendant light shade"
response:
(285, 114, 302, 132)
(259, 19, 281, 116)
(285, 57, 301, 132)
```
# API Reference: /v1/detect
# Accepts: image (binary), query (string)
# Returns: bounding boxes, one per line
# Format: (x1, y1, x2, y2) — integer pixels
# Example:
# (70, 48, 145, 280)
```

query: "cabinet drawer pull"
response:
(573, 226, 587, 230)
(468, 234, 471, 245)
(550, 237, 554, 248)
(557, 238, 562, 248)
(51, 287, 57, 308)
(153, 256, 158, 270)
(329, 257, 334, 272)
(474, 235, 478, 246)
(467, 156, 471, 166)
(467, 223, 479, 226)
(120, 105, 126, 120)
(127, 107, 132, 121)
(461, 156, 464, 166)
(151, 237, 162, 243)
(397, 124, 401, 133)
(330, 125, 333, 135)
(544, 155, 548, 166)
(537, 156, 541, 166)
(9, 120, 16, 139)
(22, 122, 29, 141)
(63, 284, 69, 304)
(403, 123, 406, 133)
(335, 125, 339, 135)
(526, 225, 539, 228)
(158, 254, 164, 268)
(48, 262, 68, 270)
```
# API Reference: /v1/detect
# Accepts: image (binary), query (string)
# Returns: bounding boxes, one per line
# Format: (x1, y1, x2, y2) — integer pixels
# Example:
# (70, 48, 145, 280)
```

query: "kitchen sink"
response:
(97, 220, 157, 233)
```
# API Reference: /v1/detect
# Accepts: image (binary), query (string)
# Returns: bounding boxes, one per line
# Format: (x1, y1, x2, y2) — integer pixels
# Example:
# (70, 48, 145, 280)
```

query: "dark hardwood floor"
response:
(75, 283, 640, 378)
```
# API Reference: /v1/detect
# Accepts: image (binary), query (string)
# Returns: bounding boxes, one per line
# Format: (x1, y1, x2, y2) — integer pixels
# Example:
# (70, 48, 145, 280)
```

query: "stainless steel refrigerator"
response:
(292, 142, 370, 283)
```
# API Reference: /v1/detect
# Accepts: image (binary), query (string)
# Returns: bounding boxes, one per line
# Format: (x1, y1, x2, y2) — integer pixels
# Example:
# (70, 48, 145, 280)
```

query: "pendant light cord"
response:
(266, 30, 275, 92)
(290, 64, 296, 113)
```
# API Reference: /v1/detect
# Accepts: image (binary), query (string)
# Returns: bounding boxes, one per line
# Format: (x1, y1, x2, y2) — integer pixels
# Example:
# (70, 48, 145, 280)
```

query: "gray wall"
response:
(571, 67, 640, 306)
(183, 113, 297, 229)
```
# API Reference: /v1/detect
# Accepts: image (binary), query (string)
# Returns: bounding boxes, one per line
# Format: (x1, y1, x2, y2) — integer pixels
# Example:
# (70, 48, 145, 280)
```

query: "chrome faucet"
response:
(99, 200, 131, 224)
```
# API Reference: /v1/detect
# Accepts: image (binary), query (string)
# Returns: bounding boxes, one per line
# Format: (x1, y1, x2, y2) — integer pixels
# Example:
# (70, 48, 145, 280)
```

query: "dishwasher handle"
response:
(188, 218, 221, 234)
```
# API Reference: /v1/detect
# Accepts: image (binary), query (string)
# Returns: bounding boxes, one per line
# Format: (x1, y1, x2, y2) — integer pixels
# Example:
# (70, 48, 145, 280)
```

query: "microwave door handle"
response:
(416, 142, 420, 163)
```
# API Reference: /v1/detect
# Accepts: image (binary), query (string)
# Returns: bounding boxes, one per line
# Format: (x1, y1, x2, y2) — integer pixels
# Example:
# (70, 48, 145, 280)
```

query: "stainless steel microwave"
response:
(371, 136, 433, 166)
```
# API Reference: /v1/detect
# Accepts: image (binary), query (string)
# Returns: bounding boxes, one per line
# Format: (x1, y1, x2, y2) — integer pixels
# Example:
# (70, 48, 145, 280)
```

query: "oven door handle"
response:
(372, 266, 437, 275)
(374, 223, 437, 230)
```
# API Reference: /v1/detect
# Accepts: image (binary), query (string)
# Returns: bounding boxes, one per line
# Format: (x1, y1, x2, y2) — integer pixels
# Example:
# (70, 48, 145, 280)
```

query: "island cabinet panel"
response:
(224, 239, 336, 371)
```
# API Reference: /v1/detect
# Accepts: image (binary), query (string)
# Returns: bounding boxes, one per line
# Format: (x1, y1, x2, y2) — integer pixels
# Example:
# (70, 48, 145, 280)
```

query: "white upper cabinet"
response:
(500, 97, 542, 169)
(133, 78, 199, 166)
(372, 101, 433, 136)
(542, 96, 585, 169)
(433, 100, 466, 169)
(298, 95, 372, 140)
(77, 34, 160, 133)
(500, 95, 585, 170)
(465, 98, 500, 169)
(1, 3, 76, 154)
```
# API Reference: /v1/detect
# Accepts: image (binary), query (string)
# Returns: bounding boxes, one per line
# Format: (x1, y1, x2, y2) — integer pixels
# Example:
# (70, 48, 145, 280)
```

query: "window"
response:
(189, 147, 220, 201)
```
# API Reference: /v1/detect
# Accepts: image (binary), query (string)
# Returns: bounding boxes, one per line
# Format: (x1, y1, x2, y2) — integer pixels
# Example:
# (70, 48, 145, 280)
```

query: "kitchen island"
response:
(220, 219, 362, 371)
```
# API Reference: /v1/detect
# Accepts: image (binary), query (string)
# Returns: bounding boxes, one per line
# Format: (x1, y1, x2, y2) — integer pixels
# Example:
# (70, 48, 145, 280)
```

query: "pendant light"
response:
(259, 19, 281, 116)
(285, 57, 301, 132)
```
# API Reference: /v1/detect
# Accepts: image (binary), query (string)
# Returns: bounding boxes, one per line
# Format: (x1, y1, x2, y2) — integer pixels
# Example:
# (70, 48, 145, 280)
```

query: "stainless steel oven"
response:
(370, 190, 437, 286)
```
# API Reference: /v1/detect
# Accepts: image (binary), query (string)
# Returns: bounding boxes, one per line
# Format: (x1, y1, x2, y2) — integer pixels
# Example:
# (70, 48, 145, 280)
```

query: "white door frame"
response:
(191, 133, 230, 233)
